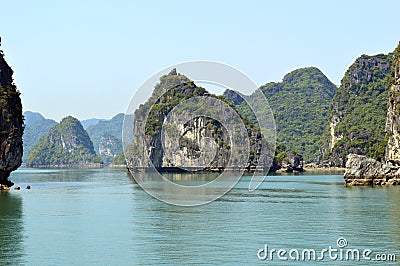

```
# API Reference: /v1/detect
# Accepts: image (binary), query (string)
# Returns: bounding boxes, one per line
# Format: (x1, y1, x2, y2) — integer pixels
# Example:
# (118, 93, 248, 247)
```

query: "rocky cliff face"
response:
(98, 132, 122, 163)
(0, 50, 24, 186)
(327, 54, 392, 166)
(86, 113, 123, 157)
(385, 43, 400, 165)
(385, 85, 400, 163)
(126, 69, 266, 171)
(26, 116, 101, 167)
(343, 42, 400, 186)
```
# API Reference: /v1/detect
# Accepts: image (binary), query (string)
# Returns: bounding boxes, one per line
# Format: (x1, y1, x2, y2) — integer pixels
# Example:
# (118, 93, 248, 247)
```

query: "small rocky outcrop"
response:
(283, 153, 304, 172)
(0, 48, 24, 187)
(344, 154, 399, 186)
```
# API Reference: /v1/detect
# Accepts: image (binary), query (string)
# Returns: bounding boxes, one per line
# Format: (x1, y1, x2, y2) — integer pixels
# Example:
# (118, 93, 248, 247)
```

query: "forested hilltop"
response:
(26, 116, 101, 167)
(227, 67, 337, 163)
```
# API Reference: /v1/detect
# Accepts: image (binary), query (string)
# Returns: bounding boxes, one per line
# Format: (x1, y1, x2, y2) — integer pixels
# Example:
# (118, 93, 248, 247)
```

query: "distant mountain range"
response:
(23, 111, 57, 162)
(81, 118, 106, 129)
(24, 111, 47, 126)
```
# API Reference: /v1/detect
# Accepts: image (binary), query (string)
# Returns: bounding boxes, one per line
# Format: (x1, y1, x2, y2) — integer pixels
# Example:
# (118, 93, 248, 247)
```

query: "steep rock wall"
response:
(385, 43, 400, 164)
(327, 54, 392, 166)
(0, 50, 23, 186)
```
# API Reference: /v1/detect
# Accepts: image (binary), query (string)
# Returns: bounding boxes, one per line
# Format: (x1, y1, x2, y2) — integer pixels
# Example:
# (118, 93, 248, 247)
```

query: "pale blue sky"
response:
(1, 0, 399, 121)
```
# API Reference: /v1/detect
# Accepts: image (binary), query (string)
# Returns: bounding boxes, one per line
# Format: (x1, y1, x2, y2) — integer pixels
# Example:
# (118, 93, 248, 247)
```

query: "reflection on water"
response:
(130, 171, 246, 205)
(129, 171, 221, 185)
(163, 172, 221, 184)
(0, 192, 25, 265)
(386, 187, 400, 252)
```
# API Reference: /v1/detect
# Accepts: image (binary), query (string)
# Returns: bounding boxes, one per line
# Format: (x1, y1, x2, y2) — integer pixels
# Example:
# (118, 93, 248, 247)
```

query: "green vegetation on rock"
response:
(386, 42, 400, 87)
(86, 113, 124, 159)
(26, 116, 101, 167)
(326, 53, 393, 165)
(98, 132, 123, 164)
(232, 67, 337, 162)
(0, 49, 24, 186)
(22, 112, 57, 162)
(126, 69, 267, 170)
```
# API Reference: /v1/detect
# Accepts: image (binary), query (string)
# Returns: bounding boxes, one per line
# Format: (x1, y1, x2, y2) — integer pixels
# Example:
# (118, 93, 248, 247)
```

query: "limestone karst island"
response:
(0, 46, 23, 189)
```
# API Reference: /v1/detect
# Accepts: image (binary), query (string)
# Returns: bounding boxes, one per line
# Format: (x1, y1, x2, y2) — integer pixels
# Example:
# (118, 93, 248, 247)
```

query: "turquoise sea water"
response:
(1, 168, 399, 265)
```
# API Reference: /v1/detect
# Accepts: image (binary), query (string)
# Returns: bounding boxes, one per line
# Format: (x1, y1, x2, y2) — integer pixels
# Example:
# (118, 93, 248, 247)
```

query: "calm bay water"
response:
(1, 168, 399, 265)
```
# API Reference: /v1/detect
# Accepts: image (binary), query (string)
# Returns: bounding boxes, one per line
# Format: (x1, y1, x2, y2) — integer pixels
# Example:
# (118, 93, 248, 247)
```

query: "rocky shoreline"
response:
(344, 154, 400, 186)
(274, 166, 344, 174)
